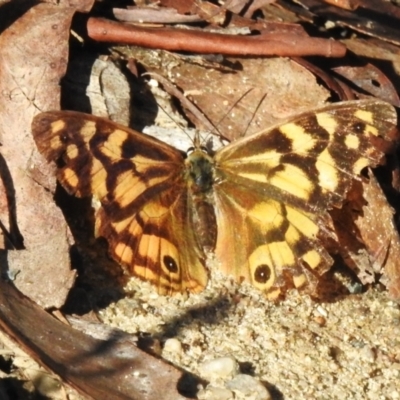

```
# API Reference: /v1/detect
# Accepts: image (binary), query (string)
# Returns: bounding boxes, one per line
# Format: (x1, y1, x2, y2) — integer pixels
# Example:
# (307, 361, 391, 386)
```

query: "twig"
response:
(87, 17, 346, 57)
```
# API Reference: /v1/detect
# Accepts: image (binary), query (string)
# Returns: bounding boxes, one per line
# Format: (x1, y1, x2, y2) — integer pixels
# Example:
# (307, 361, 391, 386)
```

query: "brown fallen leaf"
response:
(332, 64, 400, 107)
(0, 3, 96, 308)
(100, 46, 331, 140)
(168, 57, 330, 140)
(332, 169, 400, 301)
(356, 173, 400, 300)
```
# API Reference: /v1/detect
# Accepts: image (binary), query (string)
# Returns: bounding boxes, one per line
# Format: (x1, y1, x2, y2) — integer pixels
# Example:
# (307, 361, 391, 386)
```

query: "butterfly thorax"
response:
(185, 149, 214, 192)
(185, 149, 217, 249)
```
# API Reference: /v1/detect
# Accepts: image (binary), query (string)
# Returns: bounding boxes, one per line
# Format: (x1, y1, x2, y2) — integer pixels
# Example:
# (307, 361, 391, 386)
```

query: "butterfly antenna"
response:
(199, 88, 256, 147)
(143, 72, 223, 148)
(215, 88, 254, 128)
(241, 92, 267, 138)
(191, 88, 258, 148)
(196, 89, 259, 148)
(201, 88, 257, 145)
(154, 99, 213, 151)
(156, 101, 195, 144)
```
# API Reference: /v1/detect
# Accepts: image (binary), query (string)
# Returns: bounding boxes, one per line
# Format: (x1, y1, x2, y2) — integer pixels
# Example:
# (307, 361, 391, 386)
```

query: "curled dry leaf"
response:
(292, 57, 352, 101)
(63, 56, 132, 126)
(289, 0, 400, 46)
(332, 171, 400, 300)
(332, 64, 400, 107)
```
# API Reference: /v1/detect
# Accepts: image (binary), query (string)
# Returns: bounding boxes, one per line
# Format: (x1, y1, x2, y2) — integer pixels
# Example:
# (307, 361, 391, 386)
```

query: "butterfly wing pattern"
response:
(213, 100, 397, 298)
(32, 100, 397, 298)
(32, 112, 208, 295)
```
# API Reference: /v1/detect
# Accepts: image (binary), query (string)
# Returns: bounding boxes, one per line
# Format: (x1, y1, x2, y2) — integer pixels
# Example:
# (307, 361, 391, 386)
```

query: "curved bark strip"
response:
(0, 280, 190, 400)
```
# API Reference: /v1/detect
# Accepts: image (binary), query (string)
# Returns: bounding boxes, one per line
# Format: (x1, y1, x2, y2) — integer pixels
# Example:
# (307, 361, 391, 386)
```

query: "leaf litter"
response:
(1, 1, 400, 399)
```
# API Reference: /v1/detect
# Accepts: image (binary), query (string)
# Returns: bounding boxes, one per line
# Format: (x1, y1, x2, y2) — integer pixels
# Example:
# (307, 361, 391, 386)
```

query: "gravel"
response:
(100, 264, 400, 400)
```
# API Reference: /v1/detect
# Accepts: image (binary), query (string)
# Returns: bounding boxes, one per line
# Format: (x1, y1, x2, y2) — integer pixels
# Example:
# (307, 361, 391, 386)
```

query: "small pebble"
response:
(198, 356, 239, 381)
(198, 385, 234, 400)
(162, 338, 183, 356)
(226, 374, 272, 400)
(391, 390, 400, 399)
(316, 305, 328, 317)
(360, 346, 376, 362)
(26, 371, 61, 397)
(314, 316, 326, 326)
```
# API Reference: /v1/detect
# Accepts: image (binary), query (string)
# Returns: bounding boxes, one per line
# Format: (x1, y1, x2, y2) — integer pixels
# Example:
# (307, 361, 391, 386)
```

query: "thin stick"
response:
(87, 17, 347, 57)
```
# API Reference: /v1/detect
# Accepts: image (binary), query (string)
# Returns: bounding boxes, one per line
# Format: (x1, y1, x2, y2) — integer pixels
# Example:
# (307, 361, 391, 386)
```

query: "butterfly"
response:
(31, 100, 397, 299)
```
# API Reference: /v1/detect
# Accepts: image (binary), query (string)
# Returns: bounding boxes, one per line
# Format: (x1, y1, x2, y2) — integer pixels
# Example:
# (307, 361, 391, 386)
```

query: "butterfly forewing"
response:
(33, 112, 183, 198)
(215, 101, 396, 211)
(32, 111, 208, 295)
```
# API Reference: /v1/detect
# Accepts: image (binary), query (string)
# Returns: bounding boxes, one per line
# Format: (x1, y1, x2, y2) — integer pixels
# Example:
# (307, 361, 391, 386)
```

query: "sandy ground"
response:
(98, 265, 400, 400)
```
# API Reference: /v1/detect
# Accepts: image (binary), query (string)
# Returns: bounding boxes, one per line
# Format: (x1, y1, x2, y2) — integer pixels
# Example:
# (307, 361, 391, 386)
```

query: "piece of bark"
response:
(0, 280, 190, 400)
(114, 7, 203, 24)
(159, 0, 196, 14)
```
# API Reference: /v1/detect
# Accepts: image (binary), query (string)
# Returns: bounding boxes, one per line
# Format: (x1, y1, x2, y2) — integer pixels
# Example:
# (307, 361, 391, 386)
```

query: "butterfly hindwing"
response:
(32, 111, 208, 294)
(213, 179, 333, 298)
(96, 180, 207, 294)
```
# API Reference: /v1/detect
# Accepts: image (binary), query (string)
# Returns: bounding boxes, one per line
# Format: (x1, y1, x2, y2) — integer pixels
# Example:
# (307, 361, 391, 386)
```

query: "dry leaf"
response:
(356, 173, 400, 299)
(0, 3, 87, 308)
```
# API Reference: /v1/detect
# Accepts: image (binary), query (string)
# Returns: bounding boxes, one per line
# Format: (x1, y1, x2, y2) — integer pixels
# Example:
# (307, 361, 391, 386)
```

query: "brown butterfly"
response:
(31, 100, 397, 299)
